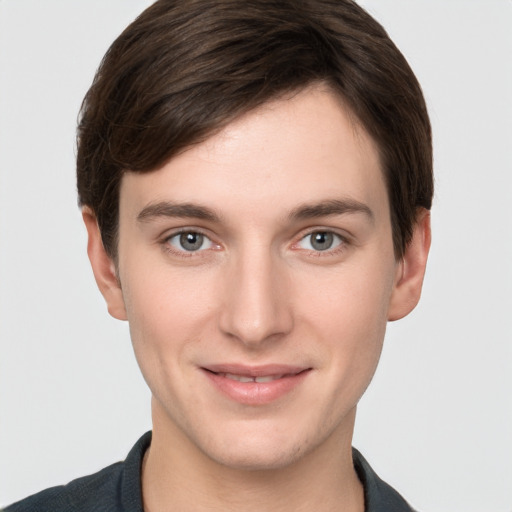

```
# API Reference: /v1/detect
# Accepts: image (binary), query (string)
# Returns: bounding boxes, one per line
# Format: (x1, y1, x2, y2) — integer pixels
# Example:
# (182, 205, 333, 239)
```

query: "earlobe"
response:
(388, 209, 431, 321)
(82, 208, 127, 321)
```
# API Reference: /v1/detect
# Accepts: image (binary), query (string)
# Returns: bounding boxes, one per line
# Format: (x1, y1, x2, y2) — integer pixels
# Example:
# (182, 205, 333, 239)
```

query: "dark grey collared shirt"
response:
(5, 432, 416, 511)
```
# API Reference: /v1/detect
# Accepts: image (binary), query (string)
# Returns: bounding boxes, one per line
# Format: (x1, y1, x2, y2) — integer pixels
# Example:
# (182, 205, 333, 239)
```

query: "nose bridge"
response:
(219, 242, 292, 347)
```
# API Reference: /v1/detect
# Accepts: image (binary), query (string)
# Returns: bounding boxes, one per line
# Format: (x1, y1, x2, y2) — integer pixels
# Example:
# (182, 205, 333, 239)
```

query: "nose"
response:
(218, 247, 293, 348)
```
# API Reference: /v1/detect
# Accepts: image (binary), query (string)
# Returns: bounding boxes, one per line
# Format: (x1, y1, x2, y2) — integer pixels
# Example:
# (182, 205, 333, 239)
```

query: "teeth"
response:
(255, 375, 284, 383)
(224, 373, 254, 383)
(221, 373, 286, 383)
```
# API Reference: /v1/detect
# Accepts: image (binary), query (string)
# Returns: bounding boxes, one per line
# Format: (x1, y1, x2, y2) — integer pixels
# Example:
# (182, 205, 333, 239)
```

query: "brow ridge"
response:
(137, 202, 220, 223)
(288, 199, 374, 222)
(137, 198, 373, 225)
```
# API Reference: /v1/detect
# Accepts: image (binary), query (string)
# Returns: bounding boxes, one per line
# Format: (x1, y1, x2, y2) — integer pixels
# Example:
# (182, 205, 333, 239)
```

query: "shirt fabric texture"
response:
(4, 432, 416, 512)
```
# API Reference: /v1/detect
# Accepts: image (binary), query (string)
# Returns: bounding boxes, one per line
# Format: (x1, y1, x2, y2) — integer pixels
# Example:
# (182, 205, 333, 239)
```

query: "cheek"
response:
(300, 261, 394, 376)
(302, 258, 394, 328)
(120, 260, 218, 377)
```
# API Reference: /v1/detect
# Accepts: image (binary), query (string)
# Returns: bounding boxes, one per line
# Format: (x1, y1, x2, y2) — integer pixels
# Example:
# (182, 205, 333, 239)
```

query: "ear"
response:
(388, 209, 431, 321)
(82, 207, 127, 321)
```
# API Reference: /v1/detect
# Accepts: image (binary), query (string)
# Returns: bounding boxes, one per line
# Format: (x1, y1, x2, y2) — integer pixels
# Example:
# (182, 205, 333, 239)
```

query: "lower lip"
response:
(202, 370, 310, 405)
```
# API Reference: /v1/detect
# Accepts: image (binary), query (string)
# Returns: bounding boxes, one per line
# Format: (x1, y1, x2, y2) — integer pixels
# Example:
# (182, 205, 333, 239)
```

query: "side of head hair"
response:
(77, 0, 433, 260)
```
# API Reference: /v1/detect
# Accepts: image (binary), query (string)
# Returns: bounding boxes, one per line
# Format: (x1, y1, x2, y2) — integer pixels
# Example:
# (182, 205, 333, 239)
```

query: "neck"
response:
(142, 404, 364, 512)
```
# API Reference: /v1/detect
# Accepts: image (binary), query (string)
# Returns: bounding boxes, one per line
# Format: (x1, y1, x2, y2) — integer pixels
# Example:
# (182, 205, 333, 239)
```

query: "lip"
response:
(201, 364, 311, 405)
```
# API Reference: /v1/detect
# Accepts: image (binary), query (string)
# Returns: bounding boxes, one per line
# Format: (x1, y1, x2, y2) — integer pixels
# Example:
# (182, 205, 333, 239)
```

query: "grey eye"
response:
(179, 232, 204, 251)
(168, 231, 212, 252)
(310, 232, 334, 251)
(297, 231, 343, 252)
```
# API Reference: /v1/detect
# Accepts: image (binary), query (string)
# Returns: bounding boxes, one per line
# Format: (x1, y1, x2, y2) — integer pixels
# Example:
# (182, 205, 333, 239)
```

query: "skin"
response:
(84, 86, 431, 512)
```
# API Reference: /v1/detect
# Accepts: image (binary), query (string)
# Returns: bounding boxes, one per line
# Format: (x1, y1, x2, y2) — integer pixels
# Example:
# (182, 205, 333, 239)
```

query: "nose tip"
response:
(226, 305, 290, 347)
(218, 256, 293, 348)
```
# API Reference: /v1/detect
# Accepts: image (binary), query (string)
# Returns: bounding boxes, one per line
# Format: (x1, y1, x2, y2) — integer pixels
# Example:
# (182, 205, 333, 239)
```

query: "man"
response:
(5, 0, 432, 510)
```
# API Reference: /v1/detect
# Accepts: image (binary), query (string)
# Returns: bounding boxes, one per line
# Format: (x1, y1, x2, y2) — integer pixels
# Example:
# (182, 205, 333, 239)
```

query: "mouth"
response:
(201, 364, 311, 405)
(218, 373, 290, 383)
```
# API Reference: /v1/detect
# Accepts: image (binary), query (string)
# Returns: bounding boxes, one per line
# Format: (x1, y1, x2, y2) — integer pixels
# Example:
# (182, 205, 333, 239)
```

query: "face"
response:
(87, 86, 428, 471)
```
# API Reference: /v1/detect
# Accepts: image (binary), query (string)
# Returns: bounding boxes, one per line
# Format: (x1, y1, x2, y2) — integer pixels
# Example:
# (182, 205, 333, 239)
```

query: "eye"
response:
(167, 231, 214, 252)
(297, 231, 344, 252)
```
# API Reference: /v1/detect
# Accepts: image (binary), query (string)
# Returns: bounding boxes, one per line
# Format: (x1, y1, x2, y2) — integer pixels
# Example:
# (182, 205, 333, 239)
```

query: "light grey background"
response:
(1, 1, 511, 510)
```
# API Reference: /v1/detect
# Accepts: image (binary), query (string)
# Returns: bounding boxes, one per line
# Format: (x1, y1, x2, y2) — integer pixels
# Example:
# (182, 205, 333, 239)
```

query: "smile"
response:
(219, 373, 288, 383)
(201, 365, 311, 405)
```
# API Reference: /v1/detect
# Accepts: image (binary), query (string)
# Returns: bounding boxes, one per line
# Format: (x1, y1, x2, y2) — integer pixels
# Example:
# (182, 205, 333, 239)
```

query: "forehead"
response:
(119, 86, 388, 224)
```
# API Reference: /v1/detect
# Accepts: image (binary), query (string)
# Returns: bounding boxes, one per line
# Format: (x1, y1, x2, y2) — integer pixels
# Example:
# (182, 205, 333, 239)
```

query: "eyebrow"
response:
(288, 199, 374, 223)
(137, 202, 220, 223)
(136, 198, 374, 224)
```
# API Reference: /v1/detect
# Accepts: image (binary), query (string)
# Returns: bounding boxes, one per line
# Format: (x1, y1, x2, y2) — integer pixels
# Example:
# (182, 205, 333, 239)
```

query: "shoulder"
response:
(3, 462, 124, 512)
(4, 432, 151, 512)
(352, 448, 418, 512)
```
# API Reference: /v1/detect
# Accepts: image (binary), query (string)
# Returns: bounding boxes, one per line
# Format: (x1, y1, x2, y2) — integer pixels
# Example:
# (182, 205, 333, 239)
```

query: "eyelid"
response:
(160, 225, 214, 242)
(161, 227, 221, 256)
(169, 231, 212, 251)
(291, 228, 351, 255)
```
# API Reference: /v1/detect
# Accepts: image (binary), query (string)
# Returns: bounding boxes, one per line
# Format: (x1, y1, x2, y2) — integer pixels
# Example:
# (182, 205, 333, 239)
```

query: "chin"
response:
(194, 417, 333, 472)
(211, 439, 308, 472)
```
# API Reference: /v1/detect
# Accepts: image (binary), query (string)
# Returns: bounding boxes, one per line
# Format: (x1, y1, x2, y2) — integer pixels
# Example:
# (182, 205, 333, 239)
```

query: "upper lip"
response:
(202, 364, 310, 378)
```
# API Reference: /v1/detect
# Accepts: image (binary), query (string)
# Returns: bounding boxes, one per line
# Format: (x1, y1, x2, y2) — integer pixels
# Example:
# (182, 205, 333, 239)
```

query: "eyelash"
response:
(161, 229, 219, 258)
(293, 230, 349, 257)
(160, 228, 350, 259)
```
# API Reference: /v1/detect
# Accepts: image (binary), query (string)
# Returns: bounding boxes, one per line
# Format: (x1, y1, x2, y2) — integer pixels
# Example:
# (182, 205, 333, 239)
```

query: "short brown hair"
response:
(77, 0, 433, 260)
